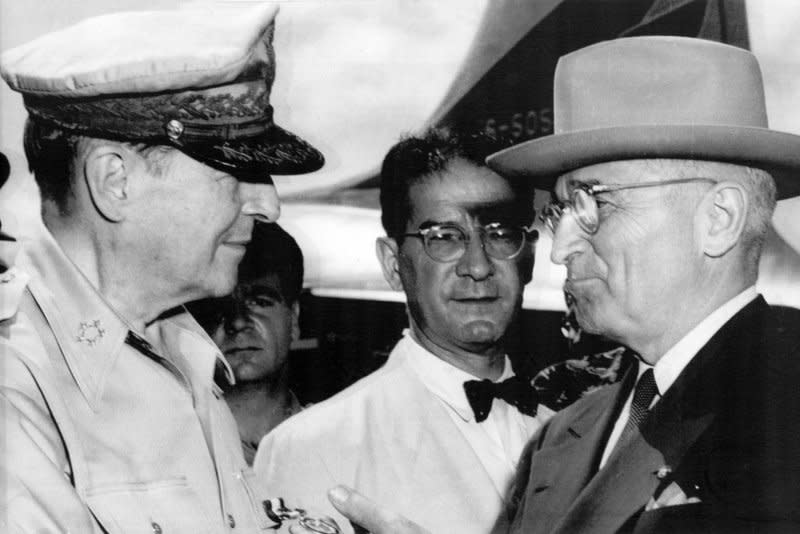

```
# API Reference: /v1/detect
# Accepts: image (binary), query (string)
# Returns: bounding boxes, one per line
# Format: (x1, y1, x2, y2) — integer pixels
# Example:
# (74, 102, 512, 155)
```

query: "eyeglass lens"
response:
(542, 188, 599, 235)
(423, 225, 526, 262)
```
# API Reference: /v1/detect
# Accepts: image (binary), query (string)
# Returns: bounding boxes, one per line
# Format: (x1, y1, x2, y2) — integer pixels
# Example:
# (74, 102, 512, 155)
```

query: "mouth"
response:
(452, 296, 499, 304)
(563, 277, 597, 295)
(223, 239, 250, 248)
(565, 269, 598, 282)
(224, 346, 262, 356)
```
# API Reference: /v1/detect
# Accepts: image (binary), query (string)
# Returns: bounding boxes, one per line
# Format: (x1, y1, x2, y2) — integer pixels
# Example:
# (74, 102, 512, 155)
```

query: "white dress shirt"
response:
(599, 286, 758, 468)
(404, 331, 546, 496)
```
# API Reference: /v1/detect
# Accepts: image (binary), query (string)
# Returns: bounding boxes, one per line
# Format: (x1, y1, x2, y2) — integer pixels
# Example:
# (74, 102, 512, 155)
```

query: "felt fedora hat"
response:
(487, 36, 800, 199)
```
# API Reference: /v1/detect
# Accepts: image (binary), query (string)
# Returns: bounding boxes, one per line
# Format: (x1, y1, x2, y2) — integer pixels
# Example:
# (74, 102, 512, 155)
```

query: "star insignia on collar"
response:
(76, 319, 105, 346)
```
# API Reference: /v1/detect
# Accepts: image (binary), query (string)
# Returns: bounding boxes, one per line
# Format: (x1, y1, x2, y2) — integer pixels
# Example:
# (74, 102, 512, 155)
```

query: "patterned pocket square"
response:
(646, 481, 702, 511)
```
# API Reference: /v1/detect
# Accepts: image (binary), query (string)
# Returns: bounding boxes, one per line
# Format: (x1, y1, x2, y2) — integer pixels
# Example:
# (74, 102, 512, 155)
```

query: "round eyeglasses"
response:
(540, 177, 717, 235)
(400, 222, 537, 263)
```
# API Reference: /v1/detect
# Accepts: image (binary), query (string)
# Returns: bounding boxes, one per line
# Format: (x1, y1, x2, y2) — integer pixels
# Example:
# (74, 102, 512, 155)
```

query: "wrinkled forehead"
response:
(409, 163, 529, 225)
(410, 196, 528, 228)
(235, 273, 283, 298)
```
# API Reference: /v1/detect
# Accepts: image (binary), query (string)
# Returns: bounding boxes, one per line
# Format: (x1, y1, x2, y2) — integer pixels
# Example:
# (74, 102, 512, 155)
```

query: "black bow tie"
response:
(463, 375, 539, 422)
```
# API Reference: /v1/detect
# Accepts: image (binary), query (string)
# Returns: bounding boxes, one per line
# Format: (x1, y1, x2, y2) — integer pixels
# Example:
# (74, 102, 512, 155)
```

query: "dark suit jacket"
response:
(499, 297, 800, 534)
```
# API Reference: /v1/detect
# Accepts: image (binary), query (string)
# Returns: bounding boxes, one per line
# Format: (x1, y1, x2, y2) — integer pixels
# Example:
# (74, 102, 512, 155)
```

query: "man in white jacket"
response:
(255, 128, 552, 534)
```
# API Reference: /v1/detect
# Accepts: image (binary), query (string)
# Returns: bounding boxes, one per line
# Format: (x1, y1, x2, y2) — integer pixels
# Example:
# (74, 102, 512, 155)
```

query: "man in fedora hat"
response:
(295, 36, 800, 534)
(0, 4, 326, 532)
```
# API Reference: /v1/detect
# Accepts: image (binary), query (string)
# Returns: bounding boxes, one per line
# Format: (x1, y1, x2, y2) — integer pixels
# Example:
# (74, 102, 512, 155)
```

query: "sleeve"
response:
(0, 347, 103, 534)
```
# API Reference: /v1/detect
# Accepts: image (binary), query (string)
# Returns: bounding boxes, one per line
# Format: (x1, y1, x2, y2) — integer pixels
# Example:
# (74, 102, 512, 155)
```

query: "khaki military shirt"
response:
(1, 230, 282, 533)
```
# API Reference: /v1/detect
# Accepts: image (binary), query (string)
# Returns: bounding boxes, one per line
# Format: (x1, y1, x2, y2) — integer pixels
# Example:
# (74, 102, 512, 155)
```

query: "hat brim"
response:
(177, 122, 324, 182)
(487, 125, 800, 200)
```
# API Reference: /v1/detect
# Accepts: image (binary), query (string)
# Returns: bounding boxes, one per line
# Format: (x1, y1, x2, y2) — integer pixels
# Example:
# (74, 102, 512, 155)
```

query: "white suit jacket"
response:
(254, 335, 549, 534)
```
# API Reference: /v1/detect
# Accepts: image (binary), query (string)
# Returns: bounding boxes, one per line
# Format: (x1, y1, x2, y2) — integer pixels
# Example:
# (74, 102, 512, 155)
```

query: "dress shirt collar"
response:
(399, 329, 514, 422)
(652, 286, 758, 395)
(15, 226, 233, 409)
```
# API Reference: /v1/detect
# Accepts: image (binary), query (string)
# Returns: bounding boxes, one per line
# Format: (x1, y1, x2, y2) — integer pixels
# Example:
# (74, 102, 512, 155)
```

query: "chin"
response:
(458, 319, 502, 345)
(201, 270, 239, 299)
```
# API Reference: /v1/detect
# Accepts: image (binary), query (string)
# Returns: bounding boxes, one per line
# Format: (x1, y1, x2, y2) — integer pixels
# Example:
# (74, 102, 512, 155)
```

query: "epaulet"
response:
(0, 266, 30, 321)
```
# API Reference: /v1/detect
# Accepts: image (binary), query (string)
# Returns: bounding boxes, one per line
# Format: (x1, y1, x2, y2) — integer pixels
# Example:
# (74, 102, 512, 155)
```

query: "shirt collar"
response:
(16, 227, 232, 408)
(653, 286, 758, 395)
(151, 310, 235, 398)
(400, 330, 514, 422)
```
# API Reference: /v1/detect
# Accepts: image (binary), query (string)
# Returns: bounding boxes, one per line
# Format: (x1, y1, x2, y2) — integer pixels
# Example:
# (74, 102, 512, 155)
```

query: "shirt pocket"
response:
(84, 477, 215, 534)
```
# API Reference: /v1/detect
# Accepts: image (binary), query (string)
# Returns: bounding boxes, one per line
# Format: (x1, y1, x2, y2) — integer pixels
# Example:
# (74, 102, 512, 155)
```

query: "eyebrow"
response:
(567, 177, 602, 189)
(414, 201, 525, 230)
(417, 219, 458, 230)
(241, 284, 284, 302)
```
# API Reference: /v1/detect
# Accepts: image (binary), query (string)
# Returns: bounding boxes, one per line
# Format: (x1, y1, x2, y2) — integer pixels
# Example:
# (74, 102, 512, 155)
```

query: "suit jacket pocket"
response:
(85, 477, 215, 533)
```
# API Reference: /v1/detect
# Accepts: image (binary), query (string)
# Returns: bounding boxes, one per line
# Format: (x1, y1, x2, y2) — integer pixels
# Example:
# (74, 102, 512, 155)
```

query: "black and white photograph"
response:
(2, 1, 799, 532)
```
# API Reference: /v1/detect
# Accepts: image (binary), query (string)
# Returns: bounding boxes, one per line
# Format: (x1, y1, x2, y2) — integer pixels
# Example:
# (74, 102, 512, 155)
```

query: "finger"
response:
(327, 486, 430, 534)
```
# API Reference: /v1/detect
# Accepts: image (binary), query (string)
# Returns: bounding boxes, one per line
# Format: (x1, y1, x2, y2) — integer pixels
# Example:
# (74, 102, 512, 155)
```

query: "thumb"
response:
(327, 486, 431, 534)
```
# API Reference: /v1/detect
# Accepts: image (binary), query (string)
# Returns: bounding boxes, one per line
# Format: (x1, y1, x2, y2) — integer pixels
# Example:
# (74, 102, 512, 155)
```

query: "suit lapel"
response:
(553, 299, 766, 533)
(555, 395, 715, 533)
(508, 373, 635, 534)
(568, 363, 639, 478)
(396, 357, 503, 503)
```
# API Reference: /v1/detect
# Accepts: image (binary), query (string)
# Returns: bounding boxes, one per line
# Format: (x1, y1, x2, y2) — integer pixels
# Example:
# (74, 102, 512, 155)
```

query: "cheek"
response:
(506, 260, 526, 292)
(256, 314, 287, 342)
(211, 325, 226, 346)
(592, 225, 641, 289)
(402, 256, 448, 298)
(612, 232, 684, 311)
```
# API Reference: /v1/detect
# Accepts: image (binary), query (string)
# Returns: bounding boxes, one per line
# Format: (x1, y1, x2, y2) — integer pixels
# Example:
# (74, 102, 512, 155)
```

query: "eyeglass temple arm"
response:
(590, 177, 717, 194)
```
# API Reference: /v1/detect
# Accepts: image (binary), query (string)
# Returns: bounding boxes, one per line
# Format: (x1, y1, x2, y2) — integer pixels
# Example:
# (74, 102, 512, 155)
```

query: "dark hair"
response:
(23, 119, 79, 211)
(238, 222, 304, 305)
(379, 127, 532, 237)
(23, 118, 170, 213)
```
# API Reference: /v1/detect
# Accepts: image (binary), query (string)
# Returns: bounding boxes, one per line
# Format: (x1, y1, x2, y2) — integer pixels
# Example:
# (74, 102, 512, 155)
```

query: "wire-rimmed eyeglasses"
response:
(400, 222, 537, 263)
(541, 177, 717, 235)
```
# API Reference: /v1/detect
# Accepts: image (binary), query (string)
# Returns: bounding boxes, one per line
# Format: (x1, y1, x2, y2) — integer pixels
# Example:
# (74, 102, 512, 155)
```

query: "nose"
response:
(224, 300, 251, 335)
(239, 182, 280, 223)
(455, 234, 495, 280)
(549, 210, 586, 266)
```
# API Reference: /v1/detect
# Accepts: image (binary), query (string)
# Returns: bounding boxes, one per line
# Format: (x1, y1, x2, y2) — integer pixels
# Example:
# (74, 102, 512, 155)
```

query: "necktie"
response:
(616, 367, 658, 447)
(463, 375, 539, 422)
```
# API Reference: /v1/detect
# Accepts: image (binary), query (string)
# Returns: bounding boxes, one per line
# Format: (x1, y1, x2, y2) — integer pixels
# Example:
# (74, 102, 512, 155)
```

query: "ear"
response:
(82, 142, 132, 222)
(700, 182, 748, 258)
(376, 236, 404, 291)
(290, 300, 301, 342)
